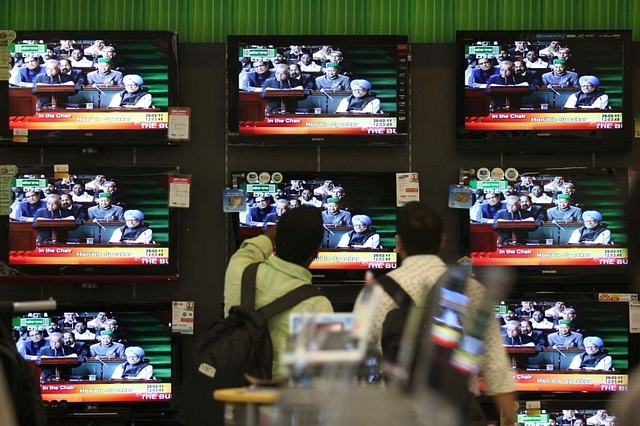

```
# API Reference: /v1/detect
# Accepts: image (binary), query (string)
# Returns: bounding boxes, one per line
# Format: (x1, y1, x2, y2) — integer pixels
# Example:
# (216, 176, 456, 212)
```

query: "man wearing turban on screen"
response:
(336, 214, 380, 248)
(108, 74, 153, 108)
(335, 79, 381, 113)
(87, 57, 124, 86)
(110, 346, 154, 380)
(109, 209, 153, 244)
(568, 210, 611, 245)
(568, 336, 613, 371)
(563, 75, 609, 109)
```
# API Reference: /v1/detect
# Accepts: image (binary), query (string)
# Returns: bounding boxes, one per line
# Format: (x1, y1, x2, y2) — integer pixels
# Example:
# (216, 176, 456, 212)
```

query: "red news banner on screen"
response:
(10, 111, 168, 130)
(41, 382, 172, 403)
(480, 372, 628, 392)
(239, 116, 397, 135)
(471, 247, 628, 266)
(465, 111, 622, 131)
(9, 246, 169, 266)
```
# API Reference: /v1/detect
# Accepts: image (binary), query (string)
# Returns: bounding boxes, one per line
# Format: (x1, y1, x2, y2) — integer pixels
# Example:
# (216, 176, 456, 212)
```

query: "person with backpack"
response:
(353, 201, 516, 426)
(224, 206, 334, 380)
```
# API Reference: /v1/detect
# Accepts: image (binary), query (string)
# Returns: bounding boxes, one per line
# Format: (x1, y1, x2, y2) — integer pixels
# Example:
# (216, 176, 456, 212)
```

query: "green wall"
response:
(0, 0, 637, 43)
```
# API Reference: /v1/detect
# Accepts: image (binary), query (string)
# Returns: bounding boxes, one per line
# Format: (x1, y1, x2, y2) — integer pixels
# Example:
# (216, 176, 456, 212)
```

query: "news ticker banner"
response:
(239, 116, 397, 135)
(9, 246, 169, 265)
(40, 382, 171, 403)
(310, 250, 397, 270)
(471, 247, 628, 266)
(465, 111, 622, 131)
(9, 111, 168, 130)
(480, 373, 628, 392)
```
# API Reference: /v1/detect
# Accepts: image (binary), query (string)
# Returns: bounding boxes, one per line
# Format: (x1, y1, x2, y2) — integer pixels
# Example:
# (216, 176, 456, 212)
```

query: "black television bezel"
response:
(0, 164, 180, 283)
(489, 291, 639, 401)
(455, 29, 634, 153)
(14, 300, 179, 418)
(462, 166, 631, 286)
(2, 29, 179, 147)
(226, 35, 410, 147)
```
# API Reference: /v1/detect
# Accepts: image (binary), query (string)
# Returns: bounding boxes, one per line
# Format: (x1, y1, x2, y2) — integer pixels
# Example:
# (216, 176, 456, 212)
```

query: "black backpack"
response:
(177, 263, 323, 426)
(377, 274, 414, 363)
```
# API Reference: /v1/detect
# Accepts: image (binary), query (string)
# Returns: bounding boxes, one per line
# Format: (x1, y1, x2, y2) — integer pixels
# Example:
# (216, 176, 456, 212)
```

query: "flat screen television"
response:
(226, 35, 409, 146)
(2, 30, 178, 146)
(487, 292, 638, 398)
(463, 167, 630, 282)
(0, 164, 180, 282)
(229, 171, 399, 284)
(12, 301, 177, 417)
(456, 30, 633, 152)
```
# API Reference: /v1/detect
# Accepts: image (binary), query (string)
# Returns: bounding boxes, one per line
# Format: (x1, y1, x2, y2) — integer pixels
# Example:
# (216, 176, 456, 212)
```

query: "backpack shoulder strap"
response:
(377, 274, 412, 310)
(258, 285, 323, 320)
(240, 262, 261, 308)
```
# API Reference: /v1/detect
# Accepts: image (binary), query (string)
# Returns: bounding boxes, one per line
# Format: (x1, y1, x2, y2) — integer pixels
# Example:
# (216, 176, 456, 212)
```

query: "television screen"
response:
(456, 30, 633, 152)
(463, 167, 629, 280)
(3, 30, 178, 146)
(488, 292, 637, 395)
(12, 302, 176, 417)
(0, 164, 180, 282)
(227, 35, 409, 146)
(230, 171, 400, 283)
(514, 403, 616, 426)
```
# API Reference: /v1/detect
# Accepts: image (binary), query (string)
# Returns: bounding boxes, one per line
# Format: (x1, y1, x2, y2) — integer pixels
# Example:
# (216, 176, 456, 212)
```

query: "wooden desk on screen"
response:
(238, 90, 354, 121)
(464, 87, 583, 115)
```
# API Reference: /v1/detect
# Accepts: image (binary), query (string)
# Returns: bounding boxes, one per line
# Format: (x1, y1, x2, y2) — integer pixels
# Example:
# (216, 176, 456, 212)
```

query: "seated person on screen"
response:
(103, 319, 126, 343)
(568, 336, 613, 371)
(283, 45, 304, 63)
(545, 301, 566, 320)
(513, 60, 542, 88)
(545, 194, 582, 222)
(57, 312, 78, 329)
(63, 332, 90, 359)
(507, 40, 529, 60)
(288, 63, 315, 90)
(543, 176, 565, 194)
(98, 180, 125, 206)
(110, 346, 154, 380)
(523, 50, 549, 70)
(553, 308, 586, 334)
(514, 174, 536, 194)
(547, 320, 584, 349)
(262, 64, 303, 113)
(493, 195, 536, 244)
(519, 195, 546, 222)
(58, 59, 87, 85)
(555, 182, 585, 209)
(499, 308, 520, 325)
(530, 309, 554, 330)
(13, 329, 26, 357)
(502, 320, 535, 346)
(314, 62, 350, 91)
(13, 54, 46, 87)
(325, 186, 352, 211)
(541, 59, 580, 88)
(312, 44, 333, 63)
(71, 183, 94, 202)
(108, 74, 153, 108)
(54, 39, 76, 57)
(313, 180, 334, 199)
(335, 79, 381, 114)
(84, 175, 107, 194)
(557, 47, 578, 72)
(299, 189, 323, 208)
(538, 40, 561, 62)
(288, 198, 301, 209)
(31, 59, 77, 109)
(37, 332, 78, 381)
(529, 185, 553, 204)
(602, 416, 619, 426)
(556, 411, 582, 425)
(246, 195, 276, 226)
(73, 321, 96, 341)
(87, 58, 124, 86)
(90, 330, 126, 358)
(69, 48, 94, 68)
(23, 329, 47, 359)
(568, 210, 611, 245)
(520, 320, 545, 348)
(585, 410, 608, 425)
(515, 300, 536, 318)
(322, 198, 352, 226)
(328, 50, 352, 75)
(87, 192, 125, 221)
(299, 53, 321, 72)
(60, 193, 87, 220)
(92, 46, 124, 70)
(564, 75, 609, 110)
(474, 191, 503, 223)
(283, 179, 305, 198)
(84, 39, 105, 59)
(265, 199, 289, 224)
(15, 190, 47, 221)
(336, 215, 380, 249)
(109, 209, 153, 244)
(87, 312, 109, 332)
(467, 57, 499, 88)
(241, 60, 275, 92)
